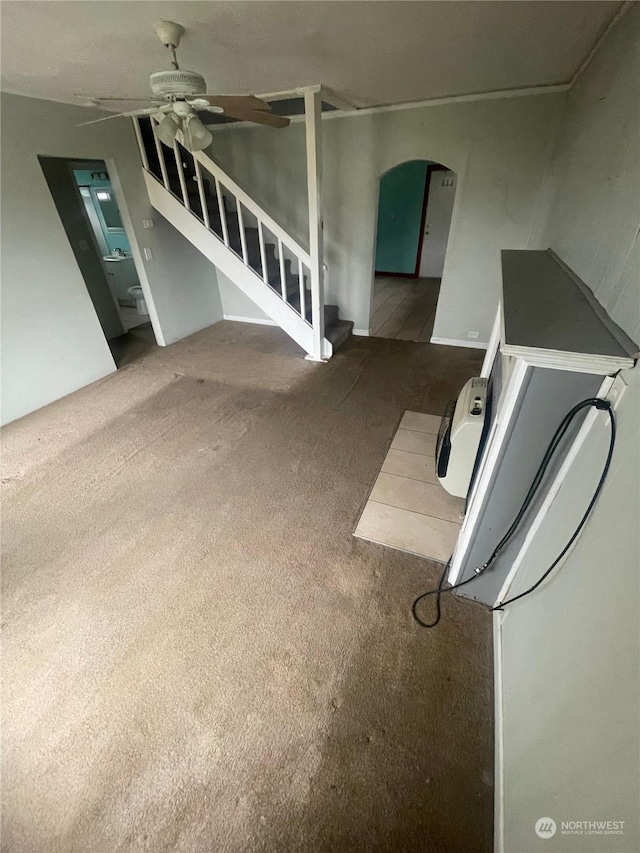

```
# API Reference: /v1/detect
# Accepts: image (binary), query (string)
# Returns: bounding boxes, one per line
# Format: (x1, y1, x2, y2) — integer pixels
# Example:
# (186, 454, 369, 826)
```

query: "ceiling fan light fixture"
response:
(183, 114, 212, 152)
(154, 112, 180, 146)
(76, 21, 289, 133)
(153, 20, 184, 48)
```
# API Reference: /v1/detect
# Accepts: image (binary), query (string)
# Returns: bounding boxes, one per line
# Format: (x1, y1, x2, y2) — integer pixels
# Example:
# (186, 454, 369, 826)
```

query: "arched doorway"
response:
(371, 160, 457, 341)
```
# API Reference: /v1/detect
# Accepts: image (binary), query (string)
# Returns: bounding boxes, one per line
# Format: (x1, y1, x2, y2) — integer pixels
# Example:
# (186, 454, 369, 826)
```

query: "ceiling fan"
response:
(77, 20, 290, 151)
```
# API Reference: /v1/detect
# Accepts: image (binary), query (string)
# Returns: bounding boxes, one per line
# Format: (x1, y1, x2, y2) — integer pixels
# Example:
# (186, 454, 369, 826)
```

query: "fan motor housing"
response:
(150, 70, 206, 97)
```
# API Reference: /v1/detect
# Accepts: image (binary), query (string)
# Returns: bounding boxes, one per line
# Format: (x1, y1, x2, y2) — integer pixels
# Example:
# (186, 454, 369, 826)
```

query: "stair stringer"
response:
(144, 172, 333, 359)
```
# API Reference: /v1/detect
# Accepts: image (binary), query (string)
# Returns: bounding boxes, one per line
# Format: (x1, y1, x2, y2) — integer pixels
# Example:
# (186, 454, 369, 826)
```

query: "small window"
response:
(94, 189, 124, 231)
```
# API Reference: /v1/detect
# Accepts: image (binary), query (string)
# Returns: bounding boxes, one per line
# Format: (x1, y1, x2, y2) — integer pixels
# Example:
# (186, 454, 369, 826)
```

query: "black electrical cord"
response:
(411, 397, 615, 628)
(493, 400, 615, 610)
(411, 559, 476, 628)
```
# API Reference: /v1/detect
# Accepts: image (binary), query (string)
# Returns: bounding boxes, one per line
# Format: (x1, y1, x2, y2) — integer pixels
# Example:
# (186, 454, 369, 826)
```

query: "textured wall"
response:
(1, 94, 224, 425)
(501, 7, 640, 851)
(208, 91, 565, 341)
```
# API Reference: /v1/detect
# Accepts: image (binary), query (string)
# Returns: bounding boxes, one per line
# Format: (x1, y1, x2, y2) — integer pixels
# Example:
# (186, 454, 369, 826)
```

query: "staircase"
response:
(133, 116, 352, 359)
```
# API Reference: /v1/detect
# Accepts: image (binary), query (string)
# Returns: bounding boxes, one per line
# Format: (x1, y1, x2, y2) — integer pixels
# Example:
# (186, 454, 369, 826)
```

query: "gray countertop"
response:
(500, 249, 637, 373)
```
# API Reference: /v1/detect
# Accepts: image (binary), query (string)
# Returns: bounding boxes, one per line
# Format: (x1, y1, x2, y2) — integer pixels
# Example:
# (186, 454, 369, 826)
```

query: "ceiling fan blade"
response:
(76, 106, 160, 127)
(89, 97, 160, 103)
(192, 94, 271, 112)
(212, 105, 290, 128)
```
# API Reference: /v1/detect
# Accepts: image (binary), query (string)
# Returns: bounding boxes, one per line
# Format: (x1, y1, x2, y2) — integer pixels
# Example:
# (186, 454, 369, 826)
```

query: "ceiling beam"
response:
(208, 81, 571, 132)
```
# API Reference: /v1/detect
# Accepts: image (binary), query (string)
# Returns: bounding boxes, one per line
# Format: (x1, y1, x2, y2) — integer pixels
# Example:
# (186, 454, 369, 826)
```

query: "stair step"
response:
(324, 320, 353, 353)
(210, 212, 240, 236)
(286, 297, 339, 327)
(203, 222, 304, 288)
(315, 304, 340, 326)
(276, 271, 309, 294)
(145, 152, 351, 359)
(231, 247, 305, 292)
(191, 206, 340, 331)
(232, 239, 277, 262)
(173, 186, 346, 342)
(234, 250, 280, 283)
(324, 304, 340, 326)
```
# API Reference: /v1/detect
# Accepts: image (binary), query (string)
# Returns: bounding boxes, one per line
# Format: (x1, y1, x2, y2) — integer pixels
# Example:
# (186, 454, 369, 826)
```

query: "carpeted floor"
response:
(1, 322, 493, 853)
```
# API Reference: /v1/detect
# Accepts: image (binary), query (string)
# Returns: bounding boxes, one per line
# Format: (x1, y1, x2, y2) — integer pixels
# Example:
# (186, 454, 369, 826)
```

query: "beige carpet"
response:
(2, 322, 492, 853)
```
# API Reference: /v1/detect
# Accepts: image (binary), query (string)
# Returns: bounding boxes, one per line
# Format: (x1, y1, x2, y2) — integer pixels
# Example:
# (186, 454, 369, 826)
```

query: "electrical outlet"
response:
(467, 331, 480, 339)
(606, 373, 628, 409)
(143, 219, 154, 229)
(143, 248, 153, 261)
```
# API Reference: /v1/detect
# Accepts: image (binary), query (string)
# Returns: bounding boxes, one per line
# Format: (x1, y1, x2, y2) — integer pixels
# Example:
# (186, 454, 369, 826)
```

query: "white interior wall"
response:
(217, 272, 271, 322)
(0, 93, 223, 425)
(500, 7, 640, 851)
(208, 91, 565, 341)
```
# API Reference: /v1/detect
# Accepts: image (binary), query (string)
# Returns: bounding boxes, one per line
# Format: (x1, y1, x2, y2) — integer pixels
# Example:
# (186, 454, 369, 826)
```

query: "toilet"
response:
(128, 286, 148, 316)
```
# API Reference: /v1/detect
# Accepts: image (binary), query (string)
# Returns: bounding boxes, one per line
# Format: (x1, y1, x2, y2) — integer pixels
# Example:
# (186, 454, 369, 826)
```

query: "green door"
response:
(375, 161, 429, 275)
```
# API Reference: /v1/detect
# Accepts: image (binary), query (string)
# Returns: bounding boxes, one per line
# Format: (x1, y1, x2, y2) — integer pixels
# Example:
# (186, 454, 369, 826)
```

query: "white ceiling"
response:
(0, 1, 623, 110)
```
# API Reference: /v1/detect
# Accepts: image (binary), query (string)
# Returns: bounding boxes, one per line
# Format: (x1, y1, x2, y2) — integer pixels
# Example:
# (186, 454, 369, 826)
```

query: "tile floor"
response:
(108, 321, 157, 368)
(370, 276, 441, 341)
(354, 410, 465, 563)
(119, 304, 149, 332)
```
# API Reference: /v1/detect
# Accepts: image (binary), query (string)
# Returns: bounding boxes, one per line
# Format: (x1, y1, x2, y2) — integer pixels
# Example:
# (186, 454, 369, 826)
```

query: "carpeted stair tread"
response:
(165, 179, 353, 353)
(325, 319, 354, 352)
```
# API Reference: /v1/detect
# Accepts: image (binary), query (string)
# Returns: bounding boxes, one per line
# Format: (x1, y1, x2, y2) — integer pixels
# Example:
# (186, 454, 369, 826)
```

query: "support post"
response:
(304, 88, 325, 360)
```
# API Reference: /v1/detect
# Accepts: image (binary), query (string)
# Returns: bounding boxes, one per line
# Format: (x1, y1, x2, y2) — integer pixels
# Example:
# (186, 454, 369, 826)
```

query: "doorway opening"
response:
(38, 157, 157, 367)
(371, 160, 457, 341)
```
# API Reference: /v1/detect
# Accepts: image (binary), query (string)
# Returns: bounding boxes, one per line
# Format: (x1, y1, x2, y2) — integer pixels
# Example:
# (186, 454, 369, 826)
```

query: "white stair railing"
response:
(133, 116, 328, 358)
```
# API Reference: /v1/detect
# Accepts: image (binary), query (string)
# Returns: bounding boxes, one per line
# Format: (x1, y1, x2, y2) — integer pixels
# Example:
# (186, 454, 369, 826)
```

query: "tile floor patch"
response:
(355, 502, 459, 564)
(391, 429, 437, 456)
(398, 411, 441, 435)
(380, 449, 438, 484)
(355, 411, 463, 562)
(369, 473, 465, 524)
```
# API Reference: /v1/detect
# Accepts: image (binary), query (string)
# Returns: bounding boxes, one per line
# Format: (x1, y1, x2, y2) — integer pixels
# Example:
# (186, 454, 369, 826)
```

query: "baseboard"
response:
(223, 314, 277, 326)
(494, 611, 505, 853)
(353, 328, 370, 336)
(430, 336, 488, 350)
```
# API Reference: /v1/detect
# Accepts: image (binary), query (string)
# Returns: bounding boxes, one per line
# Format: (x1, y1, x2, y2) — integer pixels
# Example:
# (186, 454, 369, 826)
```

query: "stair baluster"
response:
(277, 238, 287, 300)
(152, 125, 170, 190)
(173, 140, 190, 211)
(194, 159, 209, 229)
(257, 222, 268, 284)
(297, 257, 306, 320)
(214, 176, 229, 248)
(237, 203, 249, 266)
